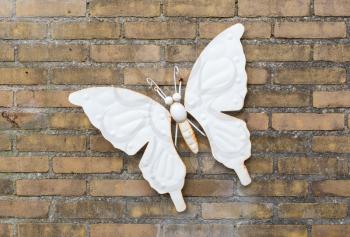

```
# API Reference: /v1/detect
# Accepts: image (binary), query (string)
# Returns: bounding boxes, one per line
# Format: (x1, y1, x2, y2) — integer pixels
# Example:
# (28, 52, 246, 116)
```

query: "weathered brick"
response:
(16, 0, 86, 17)
(163, 224, 233, 237)
(183, 179, 233, 197)
(53, 157, 123, 173)
(0, 224, 12, 237)
(315, 0, 350, 16)
(0, 91, 13, 107)
(314, 44, 350, 62)
(236, 180, 308, 196)
(0, 157, 49, 173)
(199, 21, 271, 39)
(0, 134, 11, 151)
(272, 113, 344, 130)
(16, 90, 72, 108)
(90, 0, 160, 17)
(16, 179, 86, 196)
(0, 22, 47, 39)
(0, 179, 13, 195)
(18, 224, 86, 237)
(278, 203, 347, 219)
(313, 136, 350, 153)
(17, 134, 86, 152)
(125, 21, 196, 39)
(0, 68, 47, 85)
(236, 225, 307, 237)
(236, 112, 269, 130)
(274, 68, 346, 85)
(312, 225, 350, 237)
(314, 91, 350, 108)
(165, 0, 235, 17)
(246, 67, 268, 85)
(0, 43, 14, 61)
(165, 45, 199, 62)
(90, 135, 116, 152)
(52, 21, 120, 39)
(49, 112, 92, 129)
(202, 202, 272, 219)
(90, 224, 158, 237)
(239, 0, 310, 16)
(313, 180, 350, 197)
(274, 22, 346, 38)
(246, 91, 310, 107)
(18, 44, 87, 62)
(90, 180, 155, 196)
(244, 44, 311, 62)
(127, 201, 199, 218)
(0, 200, 49, 218)
(0, 112, 48, 129)
(91, 45, 160, 63)
(252, 136, 307, 153)
(0, 0, 12, 17)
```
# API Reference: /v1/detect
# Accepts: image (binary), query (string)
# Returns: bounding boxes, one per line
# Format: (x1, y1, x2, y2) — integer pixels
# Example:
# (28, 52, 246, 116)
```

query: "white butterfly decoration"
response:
(69, 23, 251, 212)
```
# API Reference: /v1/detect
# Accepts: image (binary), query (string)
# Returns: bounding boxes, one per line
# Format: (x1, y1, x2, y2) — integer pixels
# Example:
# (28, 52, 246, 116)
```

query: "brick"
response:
(55, 200, 124, 219)
(244, 44, 311, 62)
(314, 44, 350, 62)
(0, 224, 12, 237)
(0, 43, 14, 61)
(18, 224, 86, 237)
(18, 44, 87, 62)
(124, 67, 190, 85)
(90, 180, 155, 196)
(16, 90, 72, 107)
(278, 157, 345, 175)
(252, 136, 307, 153)
(16, 0, 86, 17)
(125, 21, 196, 39)
(0, 157, 48, 172)
(312, 225, 350, 237)
(0, 134, 11, 151)
(236, 225, 307, 237)
(274, 68, 346, 85)
(0, 0, 12, 17)
(246, 91, 310, 107)
(16, 179, 86, 196)
(236, 112, 269, 130)
(0, 22, 47, 39)
(183, 179, 233, 197)
(239, 0, 310, 16)
(0, 200, 49, 218)
(17, 134, 86, 152)
(313, 180, 350, 197)
(278, 203, 347, 219)
(272, 113, 344, 130)
(246, 67, 268, 85)
(165, 45, 199, 62)
(0, 91, 13, 107)
(91, 45, 160, 63)
(165, 0, 235, 17)
(0, 112, 48, 129)
(127, 201, 199, 218)
(313, 136, 350, 153)
(236, 180, 308, 197)
(90, 0, 160, 17)
(0, 179, 13, 195)
(199, 21, 271, 39)
(90, 224, 158, 237)
(0, 68, 47, 85)
(163, 224, 233, 237)
(90, 135, 116, 152)
(315, 0, 350, 16)
(53, 157, 122, 173)
(314, 91, 350, 108)
(202, 202, 272, 219)
(274, 22, 346, 38)
(49, 112, 92, 129)
(52, 21, 120, 39)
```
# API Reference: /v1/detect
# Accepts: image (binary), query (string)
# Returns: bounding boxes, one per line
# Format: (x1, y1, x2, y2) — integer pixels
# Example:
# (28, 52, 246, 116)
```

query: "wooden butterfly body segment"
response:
(68, 23, 251, 212)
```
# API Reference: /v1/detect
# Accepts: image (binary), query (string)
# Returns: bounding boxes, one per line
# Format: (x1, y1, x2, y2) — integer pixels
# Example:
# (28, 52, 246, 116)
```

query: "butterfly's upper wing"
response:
(184, 24, 252, 185)
(69, 87, 186, 211)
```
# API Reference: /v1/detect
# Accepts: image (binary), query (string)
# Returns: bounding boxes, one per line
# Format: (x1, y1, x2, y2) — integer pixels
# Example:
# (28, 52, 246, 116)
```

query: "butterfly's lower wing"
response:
(184, 24, 252, 185)
(69, 87, 186, 211)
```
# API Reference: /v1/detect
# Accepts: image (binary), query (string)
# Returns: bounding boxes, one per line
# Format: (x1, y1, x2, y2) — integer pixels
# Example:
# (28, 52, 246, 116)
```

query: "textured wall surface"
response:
(0, 0, 349, 236)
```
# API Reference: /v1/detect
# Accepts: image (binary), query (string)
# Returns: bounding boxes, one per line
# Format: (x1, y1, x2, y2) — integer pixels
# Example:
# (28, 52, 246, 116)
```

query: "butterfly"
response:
(69, 23, 251, 212)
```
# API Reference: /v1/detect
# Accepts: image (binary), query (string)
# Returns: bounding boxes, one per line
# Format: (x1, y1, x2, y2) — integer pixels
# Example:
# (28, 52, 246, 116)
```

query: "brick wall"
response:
(0, 0, 349, 236)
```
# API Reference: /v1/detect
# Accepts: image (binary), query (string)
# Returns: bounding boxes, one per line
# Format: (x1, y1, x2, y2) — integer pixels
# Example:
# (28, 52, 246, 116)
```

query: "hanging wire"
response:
(146, 77, 167, 100)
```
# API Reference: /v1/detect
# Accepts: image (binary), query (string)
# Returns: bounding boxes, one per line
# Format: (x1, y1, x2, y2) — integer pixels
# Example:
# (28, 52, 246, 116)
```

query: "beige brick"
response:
(313, 136, 350, 153)
(16, 90, 72, 108)
(0, 0, 12, 17)
(312, 225, 350, 237)
(89, 135, 116, 152)
(0, 157, 48, 173)
(0, 200, 49, 218)
(315, 0, 350, 16)
(236, 225, 307, 237)
(313, 180, 350, 197)
(53, 157, 122, 173)
(246, 91, 310, 107)
(314, 91, 350, 108)
(0, 22, 47, 39)
(18, 224, 86, 237)
(0, 112, 48, 129)
(49, 112, 92, 129)
(239, 0, 310, 16)
(16, 0, 86, 17)
(125, 21, 196, 39)
(183, 179, 233, 197)
(90, 224, 158, 237)
(165, 0, 235, 17)
(275, 22, 346, 38)
(202, 202, 272, 219)
(91, 45, 160, 63)
(314, 44, 350, 62)
(252, 136, 307, 153)
(236, 112, 269, 130)
(0, 134, 11, 151)
(278, 203, 347, 219)
(90, 0, 160, 17)
(165, 45, 199, 62)
(0, 43, 14, 61)
(90, 180, 155, 196)
(0, 68, 47, 85)
(246, 67, 268, 85)
(0, 91, 13, 107)
(163, 224, 233, 237)
(52, 21, 120, 39)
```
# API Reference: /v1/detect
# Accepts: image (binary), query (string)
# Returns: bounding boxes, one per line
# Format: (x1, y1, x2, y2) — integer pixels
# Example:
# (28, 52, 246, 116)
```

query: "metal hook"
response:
(146, 77, 167, 99)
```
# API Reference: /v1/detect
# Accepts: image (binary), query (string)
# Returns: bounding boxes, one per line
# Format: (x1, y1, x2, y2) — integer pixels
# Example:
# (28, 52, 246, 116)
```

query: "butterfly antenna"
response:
(173, 65, 180, 93)
(188, 119, 206, 137)
(146, 77, 167, 100)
